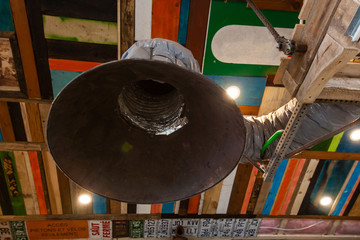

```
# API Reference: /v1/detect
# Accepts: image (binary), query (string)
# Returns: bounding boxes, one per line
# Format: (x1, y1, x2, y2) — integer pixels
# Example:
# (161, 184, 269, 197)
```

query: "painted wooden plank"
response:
(331, 161, 359, 216)
(216, 166, 238, 214)
(38, 103, 51, 139)
(227, 163, 253, 214)
(136, 204, 151, 214)
(119, 0, 135, 55)
(151, 204, 162, 214)
(56, 168, 72, 214)
(294, 151, 360, 161)
(271, 159, 299, 215)
(339, 164, 360, 216)
(0, 0, 15, 31)
(174, 201, 180, 214)
(48, 59, 103, 72)
(109, 200, 122, 214)
(135, 0, 152, 41)
(92, 193, 107, 214)
(206, 75, 266, 106)
(69, 180, 92, 215)
(0, 151, 26, 215)
(262, 159, 289, 215)
(178, 199, 189, 215)
(10, 0, 42, 99)
(47, 39, 117, 62)
(13, 151, 37, 215)
(28, 151, 47, 214)
(253, 181, 272, 215)
(43, 15, 117, 45)
(41, 0, 117, 22)
(121, 202, 128, 214)
(24, 0, 53, 99)
(7, 102, 27, 141)
(0, 142, 47, 151)
(127, 204, 137, 214)
(162, 202, 174, 214)
(198, 192, 205, 215)
(22, 102, 44, 142)
(23, 151, 40, 215)
(0, 102, 16, 141)
(279, 158, 306, 215)
(241, 167, 259, 214)
(247, 168, 264, 214)
(348, 186, 360, 216)
(247, 0, 303, 12)
(202, 181, 222, 214)
(151, 0, 181, 41)
(186, 0, 211, 70)
(187, 195, 201, 214)
(41, 151, 63, 214)
(178, 0, 190, 45)
(0, 154, 13, 215)
(238, 106, 259, 116)
(50, 70, 82, 97)
(211, 25, 292, 66)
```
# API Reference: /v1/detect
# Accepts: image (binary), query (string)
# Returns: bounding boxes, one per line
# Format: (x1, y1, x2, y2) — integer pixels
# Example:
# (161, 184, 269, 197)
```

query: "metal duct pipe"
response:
(123, 39, 360, 164)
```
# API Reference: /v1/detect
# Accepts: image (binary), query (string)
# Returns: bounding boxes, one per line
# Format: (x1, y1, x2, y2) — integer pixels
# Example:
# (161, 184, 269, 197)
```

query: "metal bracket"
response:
(263, 100, 311, 182)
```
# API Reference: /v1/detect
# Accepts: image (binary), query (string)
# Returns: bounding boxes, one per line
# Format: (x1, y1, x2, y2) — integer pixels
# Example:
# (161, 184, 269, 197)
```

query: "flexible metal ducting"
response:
(123, 39, 360, 164)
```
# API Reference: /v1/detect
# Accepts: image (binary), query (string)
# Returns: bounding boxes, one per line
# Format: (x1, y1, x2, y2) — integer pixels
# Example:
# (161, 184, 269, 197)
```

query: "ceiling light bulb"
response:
(320, 196, 332, 206)
(78, 194, 92, 204)
(226, 86, 240, 100)
(350, 129, 360, 141)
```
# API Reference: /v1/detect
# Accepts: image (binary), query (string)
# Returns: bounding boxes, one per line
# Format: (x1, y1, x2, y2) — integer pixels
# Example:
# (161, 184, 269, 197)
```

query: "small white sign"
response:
(144, 220, 157, 238)
(88, 220, 112, 239)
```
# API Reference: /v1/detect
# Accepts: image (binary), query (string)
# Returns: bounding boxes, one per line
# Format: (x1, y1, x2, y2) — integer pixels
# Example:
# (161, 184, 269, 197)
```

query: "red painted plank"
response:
(241, 166, 258, 214)
(151, 204, 162, 214)
(340, 171, 360, 216)
(187, 194, 201, 214)
(271, 158, 298, 215)
(279, 158, 306, 215)
(48, 59, 103, 72)
(151, 0, 181, 41)
(28, 151, 47, 214)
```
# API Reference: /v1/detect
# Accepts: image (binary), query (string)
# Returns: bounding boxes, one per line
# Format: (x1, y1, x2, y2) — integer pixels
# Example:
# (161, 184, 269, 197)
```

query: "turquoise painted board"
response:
(206, 75, 266, 106)
(161, 202, 174, 214)
(50, 70, 82, 97)
(262, 159, 289, 215)
(0, 0, 15, 31)
(92, 193, 107, 214)
(203, 1, 299, 77)
(332, 162, 360, 216)
(178, 0, 190, 44)
(0, 130, 3, 142)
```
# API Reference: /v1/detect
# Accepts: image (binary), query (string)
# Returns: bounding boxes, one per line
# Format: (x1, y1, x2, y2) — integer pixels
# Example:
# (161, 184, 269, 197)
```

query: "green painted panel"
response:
(43, 15, 117, 45)
(129, 220, 144, 238)
(203, 0, 299, 77)
(0, 152, 26, 215)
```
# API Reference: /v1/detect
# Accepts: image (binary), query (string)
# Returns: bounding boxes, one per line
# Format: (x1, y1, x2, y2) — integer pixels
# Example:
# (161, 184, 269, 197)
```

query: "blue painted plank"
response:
(92, 193, 107, 214)
(262, 159, 289, 215)
(50, 70, 82, 97)
(161, 202, 174, 214)
(0, 130, 3, 142)
(205, 75, 266, 106)
(178, 0, 190, 44)
(332, 162, 360, 216)
(0, 0, 15, 31)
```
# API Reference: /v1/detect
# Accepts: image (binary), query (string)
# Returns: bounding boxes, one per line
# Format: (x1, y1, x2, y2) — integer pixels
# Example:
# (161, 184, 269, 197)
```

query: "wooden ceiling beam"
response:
(293, 151, 360, 161)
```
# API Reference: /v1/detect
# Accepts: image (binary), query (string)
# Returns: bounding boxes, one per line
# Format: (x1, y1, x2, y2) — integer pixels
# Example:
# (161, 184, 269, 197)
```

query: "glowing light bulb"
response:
(350, 129, 360, 141)
(78, 194, 92, 204)
(226, 86, 240, 100)
(320, 196, 332, 206)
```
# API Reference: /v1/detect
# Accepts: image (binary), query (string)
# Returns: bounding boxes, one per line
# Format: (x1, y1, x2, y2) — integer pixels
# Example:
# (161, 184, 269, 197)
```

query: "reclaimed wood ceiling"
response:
(1, 0, 360, 238)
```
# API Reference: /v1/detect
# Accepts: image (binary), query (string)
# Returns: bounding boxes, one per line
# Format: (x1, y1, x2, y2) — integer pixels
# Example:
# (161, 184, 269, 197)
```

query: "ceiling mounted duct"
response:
(46, 39, 246, 204)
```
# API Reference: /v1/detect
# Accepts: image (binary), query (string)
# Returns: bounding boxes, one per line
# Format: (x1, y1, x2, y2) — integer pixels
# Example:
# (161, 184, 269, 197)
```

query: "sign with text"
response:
(26, 220, 88, 239)
(88, 220, 112, 239)
(0, 222, 12, 240)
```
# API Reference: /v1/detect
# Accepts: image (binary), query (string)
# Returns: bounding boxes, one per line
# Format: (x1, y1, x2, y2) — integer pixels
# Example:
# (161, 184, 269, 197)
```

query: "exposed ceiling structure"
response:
(1, 0, 360, 239)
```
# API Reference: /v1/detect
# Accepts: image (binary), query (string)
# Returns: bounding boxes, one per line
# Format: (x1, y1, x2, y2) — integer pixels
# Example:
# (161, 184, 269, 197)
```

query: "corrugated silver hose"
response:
(241, 99, 360, 163)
